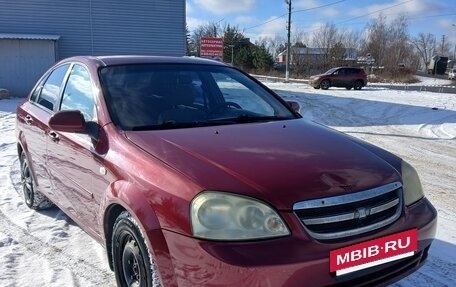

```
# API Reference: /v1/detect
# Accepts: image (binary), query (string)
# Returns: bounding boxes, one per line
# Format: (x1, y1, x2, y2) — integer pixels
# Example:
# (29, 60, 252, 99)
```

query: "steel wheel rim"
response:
(21, 160, 33, 206)
(121, 234, 145, 287)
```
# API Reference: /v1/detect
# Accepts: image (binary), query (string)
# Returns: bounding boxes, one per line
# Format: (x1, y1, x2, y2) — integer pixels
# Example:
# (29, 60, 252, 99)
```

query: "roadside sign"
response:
(200, 37, 224, 59)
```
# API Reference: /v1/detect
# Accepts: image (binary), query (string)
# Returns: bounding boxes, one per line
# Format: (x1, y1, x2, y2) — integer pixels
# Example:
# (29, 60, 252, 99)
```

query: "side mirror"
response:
(287, 101, 300, 113)
(49, 110, 86, 133)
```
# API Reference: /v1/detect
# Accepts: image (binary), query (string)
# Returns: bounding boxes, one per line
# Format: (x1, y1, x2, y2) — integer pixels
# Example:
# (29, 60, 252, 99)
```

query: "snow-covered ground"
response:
(371, 75, 455, 87)
(0, 83, 455, 286)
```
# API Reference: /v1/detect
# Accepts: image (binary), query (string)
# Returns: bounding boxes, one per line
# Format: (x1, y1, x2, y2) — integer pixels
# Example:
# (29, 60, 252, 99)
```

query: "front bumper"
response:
(154, 197, 437, 287)
(309, 78, 321, 87)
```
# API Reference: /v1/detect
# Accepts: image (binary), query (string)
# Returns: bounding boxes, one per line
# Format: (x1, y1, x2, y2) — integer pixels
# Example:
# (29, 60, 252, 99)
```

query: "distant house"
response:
(0, 0, 185, 96)
(277, 47, 358, 64)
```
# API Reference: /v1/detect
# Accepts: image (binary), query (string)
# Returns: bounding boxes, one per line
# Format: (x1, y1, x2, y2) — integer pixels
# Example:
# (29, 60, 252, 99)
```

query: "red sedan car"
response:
(16, 56, 436, 287)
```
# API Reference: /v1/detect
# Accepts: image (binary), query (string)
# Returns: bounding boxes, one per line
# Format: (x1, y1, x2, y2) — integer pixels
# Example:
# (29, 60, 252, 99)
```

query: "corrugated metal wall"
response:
(0, 39, 56, 97)
(0, 0, 186, 59)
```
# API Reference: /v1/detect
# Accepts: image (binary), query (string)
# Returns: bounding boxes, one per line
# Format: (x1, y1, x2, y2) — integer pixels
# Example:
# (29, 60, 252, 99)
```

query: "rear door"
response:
(46, 63, 107, 238)
(17, 64, 70, 201)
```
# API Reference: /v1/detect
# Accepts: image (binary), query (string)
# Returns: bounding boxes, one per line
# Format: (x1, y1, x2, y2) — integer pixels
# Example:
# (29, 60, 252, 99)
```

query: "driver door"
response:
(46, 63, 108, 238)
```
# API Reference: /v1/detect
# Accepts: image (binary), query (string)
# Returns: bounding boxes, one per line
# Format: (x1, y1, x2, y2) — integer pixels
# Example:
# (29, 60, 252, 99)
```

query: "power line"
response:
(292, 0, 416, 33)
(407, 13, 456, 21)
(245, 0, 347, 31)
(334, 0, 415, 25)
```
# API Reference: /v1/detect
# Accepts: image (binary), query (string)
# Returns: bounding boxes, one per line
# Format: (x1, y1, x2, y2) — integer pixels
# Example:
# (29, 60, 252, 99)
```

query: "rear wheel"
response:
(353, 80, 363, 90)
(320, 80, 330, 90)
(112, 211, 161, 287)
(20, 151, 53, 210)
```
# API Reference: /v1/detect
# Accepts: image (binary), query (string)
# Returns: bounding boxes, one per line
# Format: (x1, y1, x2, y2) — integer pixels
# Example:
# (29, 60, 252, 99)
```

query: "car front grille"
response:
(293, 182, 403, 240)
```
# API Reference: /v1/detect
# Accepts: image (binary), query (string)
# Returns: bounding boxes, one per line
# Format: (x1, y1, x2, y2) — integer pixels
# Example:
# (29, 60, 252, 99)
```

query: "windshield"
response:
(324, 68, 338, 75)
(99, 64, 296, 130)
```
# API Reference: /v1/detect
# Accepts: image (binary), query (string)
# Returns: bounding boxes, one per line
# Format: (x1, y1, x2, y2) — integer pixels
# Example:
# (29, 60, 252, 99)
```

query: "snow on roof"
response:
(0, 33, 60, 40)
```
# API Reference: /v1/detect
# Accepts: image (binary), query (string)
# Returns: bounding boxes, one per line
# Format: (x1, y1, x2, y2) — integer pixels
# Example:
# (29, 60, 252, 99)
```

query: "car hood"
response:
(125, 119, 400, 210)
(310, 74, 325, 79)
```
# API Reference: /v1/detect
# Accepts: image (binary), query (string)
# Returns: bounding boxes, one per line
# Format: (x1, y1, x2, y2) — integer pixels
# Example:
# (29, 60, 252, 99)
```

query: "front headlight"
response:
(191, 192, 290, 240)
(401, 160, 425, 206)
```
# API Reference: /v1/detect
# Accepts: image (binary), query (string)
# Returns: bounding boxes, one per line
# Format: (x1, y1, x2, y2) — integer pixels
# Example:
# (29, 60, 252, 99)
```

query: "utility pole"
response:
(452, 24, 456, 61)
(441, 35, 446, 55)
(285, 0, 292, 82)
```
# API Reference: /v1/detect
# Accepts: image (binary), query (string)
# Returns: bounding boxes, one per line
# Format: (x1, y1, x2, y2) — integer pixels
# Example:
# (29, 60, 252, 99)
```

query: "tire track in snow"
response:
(0, 159, 115, 287)
(0, 203, 113, 286)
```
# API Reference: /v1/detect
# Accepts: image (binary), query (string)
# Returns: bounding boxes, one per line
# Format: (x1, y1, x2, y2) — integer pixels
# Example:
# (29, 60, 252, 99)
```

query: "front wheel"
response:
(320, 80, 330, 90)
(112, 211, 161, 287)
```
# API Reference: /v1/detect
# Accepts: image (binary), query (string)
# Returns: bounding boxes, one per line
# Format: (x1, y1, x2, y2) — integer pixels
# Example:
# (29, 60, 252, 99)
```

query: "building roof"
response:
(278, 47, 327, 56)
(0, 33, 60, 40)
(278, 47, 357, 56)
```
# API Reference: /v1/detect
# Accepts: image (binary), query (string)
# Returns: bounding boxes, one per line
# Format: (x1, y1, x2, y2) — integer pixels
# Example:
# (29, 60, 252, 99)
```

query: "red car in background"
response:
(310, 67, 368, 90)
(16, 56, 436, 286)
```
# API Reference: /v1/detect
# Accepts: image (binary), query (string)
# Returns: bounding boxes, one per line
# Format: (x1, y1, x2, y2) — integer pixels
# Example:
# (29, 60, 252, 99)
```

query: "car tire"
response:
(313, 86, 320, 89)
(345, 86, 352, 90)
(320, 80, 330, 90)
(353, 80, 363, 90)
(20, 151, 54, 210)
(112, 211, 161, 287)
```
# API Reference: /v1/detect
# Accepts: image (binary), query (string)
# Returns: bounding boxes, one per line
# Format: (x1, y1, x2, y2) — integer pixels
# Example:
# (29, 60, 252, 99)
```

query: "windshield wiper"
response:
(130, 116, 293, 130)
(130, 121, 202, 131)
(208, 115, 292, 124)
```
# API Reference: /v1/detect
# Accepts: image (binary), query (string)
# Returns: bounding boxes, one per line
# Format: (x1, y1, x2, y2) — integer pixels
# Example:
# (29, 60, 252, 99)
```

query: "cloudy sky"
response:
(187, 0, 456, 44)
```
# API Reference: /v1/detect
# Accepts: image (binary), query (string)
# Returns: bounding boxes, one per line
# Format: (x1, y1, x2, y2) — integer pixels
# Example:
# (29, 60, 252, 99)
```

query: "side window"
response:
(30, 77, 46, 102)
(37, 64, 70, 111)
(60, 64, 96, 122)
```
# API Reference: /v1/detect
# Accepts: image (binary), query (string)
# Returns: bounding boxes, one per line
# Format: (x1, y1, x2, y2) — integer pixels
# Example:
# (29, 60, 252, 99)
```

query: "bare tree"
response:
(436, 35, 452, 57)
(190, 22, 224, 56)
(312, 23, 341, 69)
(361, 14, 420, 75)
(386, 15, 412, 68)
(257, 35, 286, 60)
(329, 42, 346, 67)
(341, 29, 361, 59)
(361, 14, 389, 67)
(292, 27, 310, 47)
(411, 33, 436, 70)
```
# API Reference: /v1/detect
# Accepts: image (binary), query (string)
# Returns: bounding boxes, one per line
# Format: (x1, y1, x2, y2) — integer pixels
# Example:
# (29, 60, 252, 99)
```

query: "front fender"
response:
(101, 180, 177, 285)
(102, 179, 161, 239)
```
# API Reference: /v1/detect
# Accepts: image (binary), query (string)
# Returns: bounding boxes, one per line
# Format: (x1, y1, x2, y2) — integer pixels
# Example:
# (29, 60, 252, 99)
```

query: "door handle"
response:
(25, 115, 33, 124)
(48, 131, 60, 142)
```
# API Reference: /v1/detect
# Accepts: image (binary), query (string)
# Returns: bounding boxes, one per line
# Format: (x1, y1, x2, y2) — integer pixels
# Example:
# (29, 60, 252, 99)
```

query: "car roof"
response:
(60, 55, 228, 67)
(335, 67, 363, 70)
